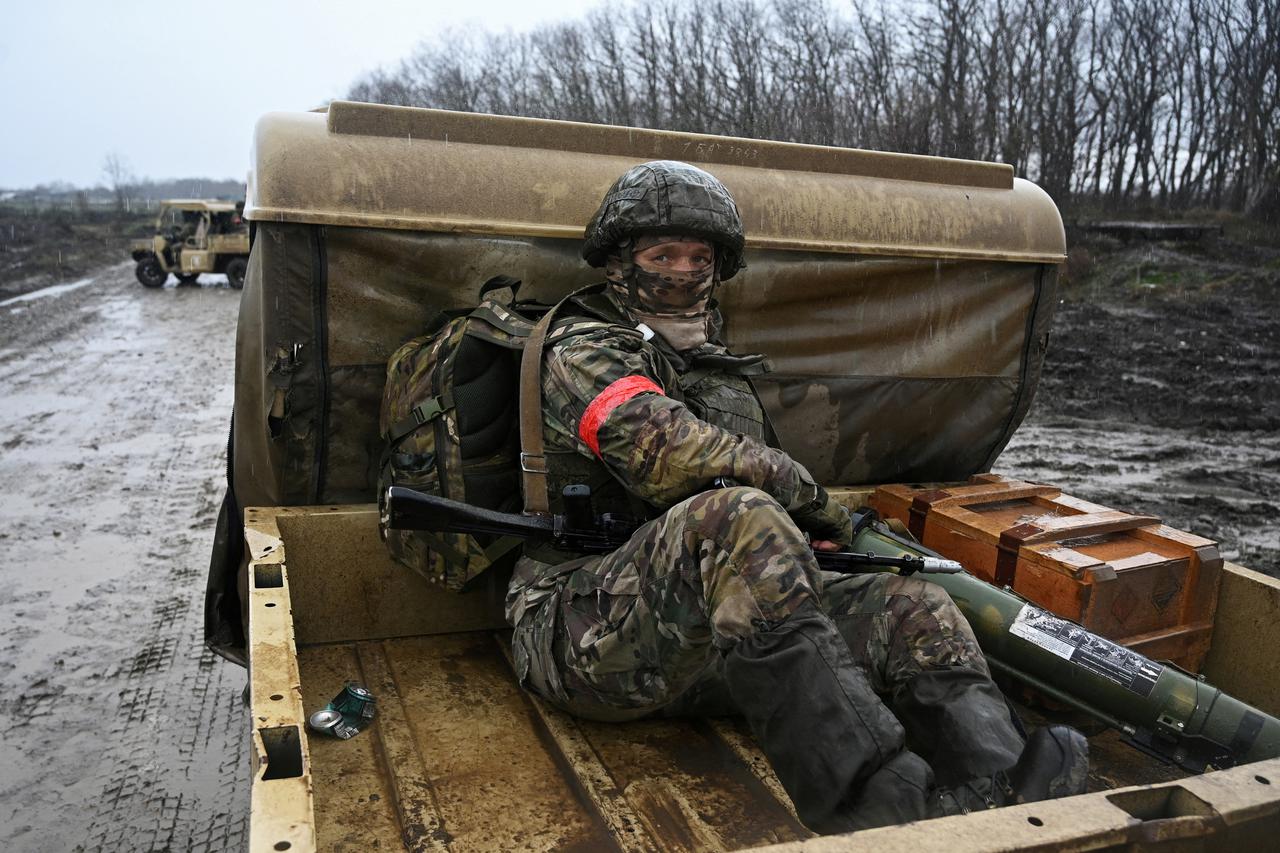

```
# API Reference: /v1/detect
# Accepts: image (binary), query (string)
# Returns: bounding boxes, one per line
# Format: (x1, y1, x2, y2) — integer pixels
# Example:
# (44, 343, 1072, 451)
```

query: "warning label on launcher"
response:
(1009, 604, 1163, 697)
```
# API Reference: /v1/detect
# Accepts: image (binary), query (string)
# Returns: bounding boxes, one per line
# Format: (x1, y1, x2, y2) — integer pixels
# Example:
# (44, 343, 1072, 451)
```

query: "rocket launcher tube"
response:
(849, 520, 1280, 773)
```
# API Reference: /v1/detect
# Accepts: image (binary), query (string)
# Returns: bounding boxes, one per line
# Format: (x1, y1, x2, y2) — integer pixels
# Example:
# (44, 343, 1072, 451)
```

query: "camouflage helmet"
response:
(582, 161, 745, 280)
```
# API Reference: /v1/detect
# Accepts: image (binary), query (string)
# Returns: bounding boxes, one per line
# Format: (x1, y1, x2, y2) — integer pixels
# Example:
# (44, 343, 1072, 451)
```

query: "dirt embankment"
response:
(998, 232, 1280, 574)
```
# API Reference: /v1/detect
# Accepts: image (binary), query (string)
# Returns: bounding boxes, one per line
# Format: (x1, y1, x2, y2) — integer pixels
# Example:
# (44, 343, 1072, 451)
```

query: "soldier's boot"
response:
(931, 725, 1089, 815)
(1009, 724, 1090, 801)
(724, 599, 936, 834)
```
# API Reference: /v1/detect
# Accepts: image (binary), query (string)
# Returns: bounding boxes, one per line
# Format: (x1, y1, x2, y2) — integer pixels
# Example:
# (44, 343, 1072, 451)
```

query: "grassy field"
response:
(0, 204, 154, 299)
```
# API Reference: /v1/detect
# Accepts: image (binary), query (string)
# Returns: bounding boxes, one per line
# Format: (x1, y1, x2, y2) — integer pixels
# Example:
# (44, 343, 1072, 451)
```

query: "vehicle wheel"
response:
(225, 257, 247, 290)
(135, 257, 168, 288)
(176, 273, 200, 285)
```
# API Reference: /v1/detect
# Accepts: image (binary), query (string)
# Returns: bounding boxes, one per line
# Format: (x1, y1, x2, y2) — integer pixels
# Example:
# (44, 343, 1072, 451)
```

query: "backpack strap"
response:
(517, 284, 620, 516)
(479, 274, 522, 301)
(518, 298, 569, 516)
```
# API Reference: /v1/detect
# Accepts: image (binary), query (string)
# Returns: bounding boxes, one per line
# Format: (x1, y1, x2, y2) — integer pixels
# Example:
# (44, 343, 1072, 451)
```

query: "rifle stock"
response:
(385, 486, 554, 541)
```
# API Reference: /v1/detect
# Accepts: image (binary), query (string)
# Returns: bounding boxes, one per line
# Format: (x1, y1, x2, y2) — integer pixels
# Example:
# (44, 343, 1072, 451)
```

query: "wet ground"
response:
(0, 263, 246, 851)
(1000, 237, 1280, 575)
(0, 240, 1274, 850)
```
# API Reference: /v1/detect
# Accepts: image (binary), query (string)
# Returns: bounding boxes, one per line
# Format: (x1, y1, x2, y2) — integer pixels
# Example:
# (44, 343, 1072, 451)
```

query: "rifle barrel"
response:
(386, 487, 957, 573)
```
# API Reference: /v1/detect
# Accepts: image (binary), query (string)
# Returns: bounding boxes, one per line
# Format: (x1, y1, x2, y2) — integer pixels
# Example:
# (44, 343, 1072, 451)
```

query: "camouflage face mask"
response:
(605, 236, 718, 350)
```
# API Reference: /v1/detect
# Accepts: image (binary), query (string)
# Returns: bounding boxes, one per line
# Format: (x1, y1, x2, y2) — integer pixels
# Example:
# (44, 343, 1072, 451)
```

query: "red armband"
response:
(578, 375, 664, 457)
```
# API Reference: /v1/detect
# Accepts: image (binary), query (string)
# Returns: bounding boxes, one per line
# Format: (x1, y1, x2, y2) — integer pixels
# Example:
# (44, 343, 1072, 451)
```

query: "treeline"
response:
(348, 0, 1278, 215)
(5, 178, 245, 210)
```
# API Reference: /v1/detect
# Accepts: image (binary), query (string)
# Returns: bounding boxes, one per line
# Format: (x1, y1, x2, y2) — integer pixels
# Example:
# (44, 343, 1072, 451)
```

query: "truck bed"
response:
(297, 631, 1188, 851)
(246, 505, 1280, 852)
(300, 633, 807, 850)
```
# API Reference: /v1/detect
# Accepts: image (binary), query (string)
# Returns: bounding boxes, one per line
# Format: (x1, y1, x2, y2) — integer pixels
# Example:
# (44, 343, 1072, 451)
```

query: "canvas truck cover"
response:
(205, 100, 1065, 662)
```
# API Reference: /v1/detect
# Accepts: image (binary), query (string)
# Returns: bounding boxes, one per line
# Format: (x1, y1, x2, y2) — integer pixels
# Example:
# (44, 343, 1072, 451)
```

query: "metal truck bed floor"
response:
(299, 632, 809, 851)
(296, 631, 1185, 852)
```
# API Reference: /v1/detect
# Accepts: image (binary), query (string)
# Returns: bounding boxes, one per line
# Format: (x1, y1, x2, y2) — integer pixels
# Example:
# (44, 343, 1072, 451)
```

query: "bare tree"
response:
(102, 152, 135, 216)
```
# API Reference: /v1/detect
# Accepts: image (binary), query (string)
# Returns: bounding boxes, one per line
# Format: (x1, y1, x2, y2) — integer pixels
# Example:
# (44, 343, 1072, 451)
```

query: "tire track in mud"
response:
(0, 270, 248, 851)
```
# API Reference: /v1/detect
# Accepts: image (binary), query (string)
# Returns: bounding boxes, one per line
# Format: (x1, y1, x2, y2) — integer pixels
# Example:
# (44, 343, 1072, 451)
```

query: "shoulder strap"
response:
(386, 390, 454, 445)
(518, 290, 586, 516)
(744, 375, 783, 450)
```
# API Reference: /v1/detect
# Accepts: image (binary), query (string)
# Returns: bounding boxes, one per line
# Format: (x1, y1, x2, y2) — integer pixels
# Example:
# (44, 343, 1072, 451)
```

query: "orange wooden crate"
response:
(868, 474, 1222, 671)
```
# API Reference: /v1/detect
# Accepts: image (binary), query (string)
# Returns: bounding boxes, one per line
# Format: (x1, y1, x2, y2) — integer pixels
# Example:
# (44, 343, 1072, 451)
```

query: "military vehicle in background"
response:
(130, 199, 249, 288)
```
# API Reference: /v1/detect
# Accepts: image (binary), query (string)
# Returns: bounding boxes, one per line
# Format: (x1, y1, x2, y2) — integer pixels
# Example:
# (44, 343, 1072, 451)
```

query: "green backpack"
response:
(377, 279, 612, 591)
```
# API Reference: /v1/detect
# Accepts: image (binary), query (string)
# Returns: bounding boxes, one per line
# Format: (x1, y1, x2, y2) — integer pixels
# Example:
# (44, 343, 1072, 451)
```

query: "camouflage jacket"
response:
(527, 290, 848, 562)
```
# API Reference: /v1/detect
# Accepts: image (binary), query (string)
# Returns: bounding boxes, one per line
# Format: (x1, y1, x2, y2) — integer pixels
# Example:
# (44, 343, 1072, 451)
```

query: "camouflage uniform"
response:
(505, 290, 1024, 776)
(506, 160, 1033, 832)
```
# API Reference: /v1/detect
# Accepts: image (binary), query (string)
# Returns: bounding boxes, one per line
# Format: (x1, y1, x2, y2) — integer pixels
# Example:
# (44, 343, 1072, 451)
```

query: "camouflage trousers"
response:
(507, 486, 1023, 780)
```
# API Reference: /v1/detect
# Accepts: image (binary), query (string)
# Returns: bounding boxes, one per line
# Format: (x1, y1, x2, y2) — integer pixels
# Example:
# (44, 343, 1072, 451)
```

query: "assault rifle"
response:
(382, 483, 1280, 774)
(382, 484, 963, 576)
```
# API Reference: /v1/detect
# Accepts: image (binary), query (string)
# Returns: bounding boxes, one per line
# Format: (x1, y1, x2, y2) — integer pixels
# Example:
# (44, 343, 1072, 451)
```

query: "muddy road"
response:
(0, 263, 246, 851)
(0, 244, 1273, 850)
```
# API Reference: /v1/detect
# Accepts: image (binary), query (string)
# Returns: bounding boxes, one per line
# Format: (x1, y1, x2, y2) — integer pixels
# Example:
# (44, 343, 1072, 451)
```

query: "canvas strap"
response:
(518, 293, 582, 516)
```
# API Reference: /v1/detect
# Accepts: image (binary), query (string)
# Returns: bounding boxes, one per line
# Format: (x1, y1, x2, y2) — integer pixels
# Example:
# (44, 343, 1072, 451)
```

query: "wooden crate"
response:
(868, 474, 1223, 671)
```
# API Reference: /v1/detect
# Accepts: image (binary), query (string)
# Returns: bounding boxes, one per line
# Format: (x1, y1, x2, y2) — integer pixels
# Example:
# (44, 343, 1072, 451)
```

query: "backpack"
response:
(377, 278, 607, 591)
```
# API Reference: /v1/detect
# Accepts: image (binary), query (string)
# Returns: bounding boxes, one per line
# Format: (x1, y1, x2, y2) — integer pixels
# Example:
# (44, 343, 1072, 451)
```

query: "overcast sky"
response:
(1, 0, 605, 189)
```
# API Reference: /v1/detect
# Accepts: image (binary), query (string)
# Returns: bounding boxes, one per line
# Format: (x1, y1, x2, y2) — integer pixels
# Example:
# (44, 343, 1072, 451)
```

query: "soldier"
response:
(506, 160, 1088, 833)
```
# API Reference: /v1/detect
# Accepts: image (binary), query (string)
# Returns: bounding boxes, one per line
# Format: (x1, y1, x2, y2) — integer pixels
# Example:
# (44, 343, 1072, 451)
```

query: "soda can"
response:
(331, 683, 377, 723)
(308, 708, 357, 739)
(308, 683, 376, 739)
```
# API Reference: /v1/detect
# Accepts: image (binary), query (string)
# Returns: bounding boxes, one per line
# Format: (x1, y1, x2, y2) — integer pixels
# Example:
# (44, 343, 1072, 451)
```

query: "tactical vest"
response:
(531, 289, 775, 561)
